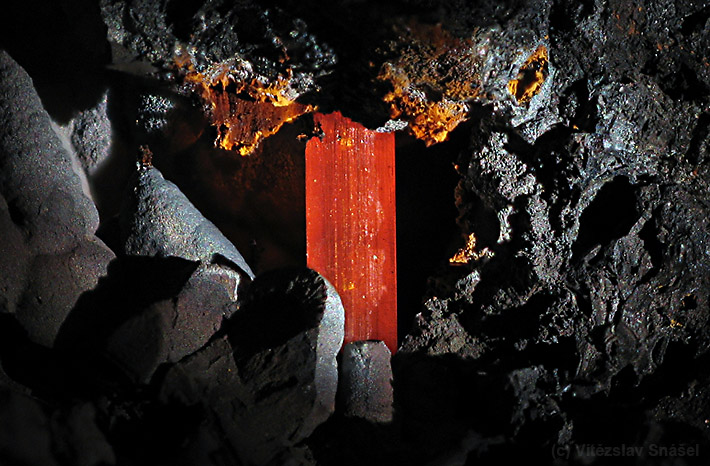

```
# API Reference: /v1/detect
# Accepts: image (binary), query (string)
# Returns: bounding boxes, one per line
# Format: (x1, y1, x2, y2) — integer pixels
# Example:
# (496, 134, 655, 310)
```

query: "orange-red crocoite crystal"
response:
(306, 112, 397, 353)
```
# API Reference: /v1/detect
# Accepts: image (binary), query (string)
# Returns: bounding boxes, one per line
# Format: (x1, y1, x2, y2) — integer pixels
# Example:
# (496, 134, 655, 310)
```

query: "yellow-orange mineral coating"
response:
(306, 112, 397, 352)
(508, 45, 549, 104)
(378, 22, 482, 146)
(175, 51, 313, 155)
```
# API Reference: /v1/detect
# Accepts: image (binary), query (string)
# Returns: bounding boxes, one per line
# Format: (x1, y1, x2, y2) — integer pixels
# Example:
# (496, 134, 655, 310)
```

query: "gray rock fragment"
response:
(197, 263, 243, 305)
(0, 361, 29, 395)
(0, 50, 100, 256)
(266, 446, 318, 466)
(105, 262, 235, 382)
(400, 297, 484, 359)
(120, 165, 254, 278)
(163, 264, 236, 362)
(0, 389, 115, 466)
(596, 77, 695, 159)
(0, 51, 114, 346)
(70, 91, 112, 172)
(161, 268, 344, 465)
(229, 269, 344, 447)
(339, 340, 394, 424)
(16, 239, 115, 348)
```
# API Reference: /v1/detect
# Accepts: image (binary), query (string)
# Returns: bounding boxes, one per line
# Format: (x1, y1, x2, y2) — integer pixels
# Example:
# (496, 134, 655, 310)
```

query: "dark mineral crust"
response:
(1, 0, 710, 465)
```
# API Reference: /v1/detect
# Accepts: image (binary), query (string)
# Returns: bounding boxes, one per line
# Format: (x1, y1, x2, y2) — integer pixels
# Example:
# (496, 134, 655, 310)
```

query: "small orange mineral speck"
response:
(139, 145, 153, 167)
(449, 232, 493, 265)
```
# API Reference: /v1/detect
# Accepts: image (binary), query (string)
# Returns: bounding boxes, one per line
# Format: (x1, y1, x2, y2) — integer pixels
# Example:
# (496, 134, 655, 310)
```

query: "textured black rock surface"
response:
(0, 0, 709, 465)
(71, 91, 113, 173)
(338, 340, 394, 424)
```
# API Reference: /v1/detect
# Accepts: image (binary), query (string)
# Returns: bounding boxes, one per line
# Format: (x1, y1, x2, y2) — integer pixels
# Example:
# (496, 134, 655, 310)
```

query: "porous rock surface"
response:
(338, 340, 394, 424)
(70, 90, 113, 172)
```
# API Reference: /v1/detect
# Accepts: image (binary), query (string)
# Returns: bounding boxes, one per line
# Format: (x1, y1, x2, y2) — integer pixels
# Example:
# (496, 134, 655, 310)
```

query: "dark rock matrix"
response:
(1, 0, 710, 465)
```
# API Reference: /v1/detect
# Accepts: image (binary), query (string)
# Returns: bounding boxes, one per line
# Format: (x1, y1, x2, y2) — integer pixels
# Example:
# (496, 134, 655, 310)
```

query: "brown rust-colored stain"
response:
(507, 45, 549, 104)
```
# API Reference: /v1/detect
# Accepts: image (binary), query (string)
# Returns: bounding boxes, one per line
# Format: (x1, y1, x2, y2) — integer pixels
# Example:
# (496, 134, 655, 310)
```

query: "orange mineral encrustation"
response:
(306, 112, 397, 353)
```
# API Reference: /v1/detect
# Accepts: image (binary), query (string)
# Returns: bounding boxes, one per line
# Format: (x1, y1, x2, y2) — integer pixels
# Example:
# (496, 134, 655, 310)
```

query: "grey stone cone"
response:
(119, 164, 254, 279)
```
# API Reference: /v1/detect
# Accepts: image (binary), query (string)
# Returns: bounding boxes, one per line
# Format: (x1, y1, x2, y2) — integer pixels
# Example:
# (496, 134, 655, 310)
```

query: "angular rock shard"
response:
(0, 389, 115, 466)
(49, 402, 116, 466)
(339, 340, 394, 424)
(0, 387, 60, 466)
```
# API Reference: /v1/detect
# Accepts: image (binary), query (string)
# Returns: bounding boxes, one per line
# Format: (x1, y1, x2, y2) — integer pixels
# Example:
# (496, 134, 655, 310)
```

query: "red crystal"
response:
(306, 112, 397, 352)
